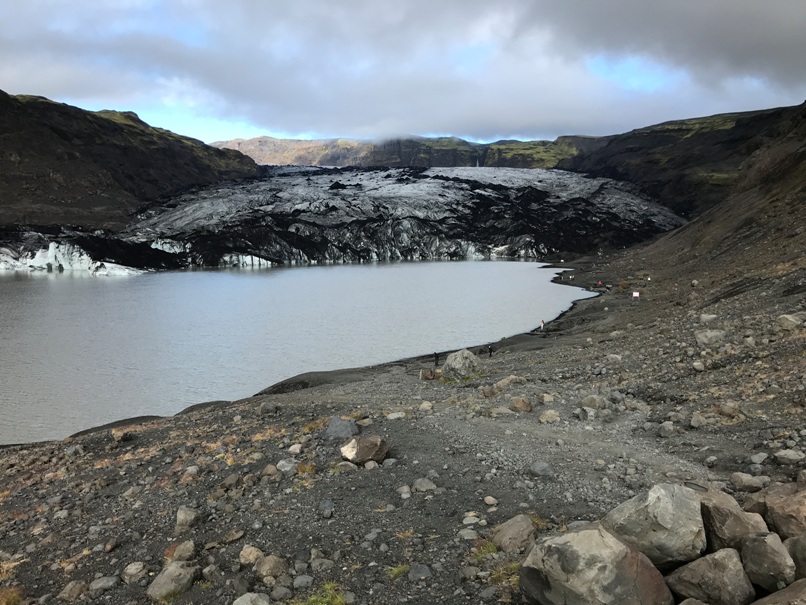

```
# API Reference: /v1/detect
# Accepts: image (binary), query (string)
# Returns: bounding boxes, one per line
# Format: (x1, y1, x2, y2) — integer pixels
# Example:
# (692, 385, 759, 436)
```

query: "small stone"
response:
(776, 449, 806, 465)
(408, 563, 432, 581)
(386, 411, 406, 420)
(484, 496, 498, 506)
(240, 545, 265, 565)
(528, 461, 554, 478)
(412, 478, 437, 492)
(730, 472, 770, 493)
(57, 581, 87, 602)
(325, 417, 359, 440)
(538, 409, 560, 424)
(658, 421, 676, 438)
(175, 505, 200, 531)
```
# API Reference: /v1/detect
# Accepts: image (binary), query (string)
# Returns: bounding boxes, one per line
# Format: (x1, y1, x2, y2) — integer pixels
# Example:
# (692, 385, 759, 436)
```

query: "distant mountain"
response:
(0, 90, 262, 230)
(212, 135, 606, 170)
(215, 106, 802, 219)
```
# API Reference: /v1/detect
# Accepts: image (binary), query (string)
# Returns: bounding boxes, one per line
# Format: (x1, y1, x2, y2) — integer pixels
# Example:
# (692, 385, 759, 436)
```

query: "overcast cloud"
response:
(2, 0, 805, 142)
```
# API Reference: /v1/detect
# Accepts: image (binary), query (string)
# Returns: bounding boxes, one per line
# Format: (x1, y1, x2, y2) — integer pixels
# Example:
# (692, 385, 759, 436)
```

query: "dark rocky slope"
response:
(0, 90, 262, 230)
(558, 103, 806, 218)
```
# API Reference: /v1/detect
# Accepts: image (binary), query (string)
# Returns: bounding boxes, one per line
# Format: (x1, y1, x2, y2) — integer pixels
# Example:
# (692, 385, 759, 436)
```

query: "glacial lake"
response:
(0, 260, 594, 445)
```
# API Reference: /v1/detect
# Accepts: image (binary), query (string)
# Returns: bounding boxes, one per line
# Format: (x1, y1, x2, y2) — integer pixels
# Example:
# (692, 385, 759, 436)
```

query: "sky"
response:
(2, 1, 806, 144)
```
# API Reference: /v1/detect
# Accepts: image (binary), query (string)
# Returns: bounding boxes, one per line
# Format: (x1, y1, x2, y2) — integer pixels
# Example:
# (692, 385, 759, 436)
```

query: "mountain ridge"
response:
(0, 90, 263, 230)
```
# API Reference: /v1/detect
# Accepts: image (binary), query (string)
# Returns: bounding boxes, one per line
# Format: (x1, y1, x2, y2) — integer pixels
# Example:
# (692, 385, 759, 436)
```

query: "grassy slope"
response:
(0, 92, 261, 230)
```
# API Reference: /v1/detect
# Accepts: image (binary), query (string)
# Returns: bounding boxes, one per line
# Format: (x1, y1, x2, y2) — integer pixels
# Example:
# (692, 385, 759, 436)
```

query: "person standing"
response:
(540, 320, 545, 331)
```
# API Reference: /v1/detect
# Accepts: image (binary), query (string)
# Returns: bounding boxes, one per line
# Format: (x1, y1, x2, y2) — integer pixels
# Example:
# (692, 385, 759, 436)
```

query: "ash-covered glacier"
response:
(1, 166, 686, 271)
(123, 166, 685, 267)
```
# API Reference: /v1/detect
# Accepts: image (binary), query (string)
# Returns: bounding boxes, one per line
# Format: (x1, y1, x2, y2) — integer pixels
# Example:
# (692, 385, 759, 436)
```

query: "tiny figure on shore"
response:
(433, 352, 439, 367)
(487, 345, 493, 358)
(540, 320, 545, 331)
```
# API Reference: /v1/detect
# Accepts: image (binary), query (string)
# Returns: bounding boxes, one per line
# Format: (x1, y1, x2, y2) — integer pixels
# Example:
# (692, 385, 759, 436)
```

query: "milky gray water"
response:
(0, 261, 593, 444)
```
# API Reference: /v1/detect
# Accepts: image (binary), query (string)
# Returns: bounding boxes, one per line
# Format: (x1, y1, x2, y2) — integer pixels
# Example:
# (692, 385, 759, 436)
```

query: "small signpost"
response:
(632, 291, 640, 302)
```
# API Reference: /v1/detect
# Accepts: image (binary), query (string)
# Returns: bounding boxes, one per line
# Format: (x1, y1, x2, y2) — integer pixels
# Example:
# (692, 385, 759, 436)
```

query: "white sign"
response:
(632, 291, 640, 299)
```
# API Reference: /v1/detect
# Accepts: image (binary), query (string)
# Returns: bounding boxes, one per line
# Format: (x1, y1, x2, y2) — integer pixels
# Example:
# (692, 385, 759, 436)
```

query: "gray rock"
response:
(339, 435, 389, 464)
(412, 477, 437, 492)
(325, 417, 359, 440)
(730, 472, 771, 493)
(785, 535, 806, 580)
(88, 577, 118, 599)
(270, 586, 293, 601)
(695, 329, 726, 346)
(766, 490, 806, 539)
(258, 401, 279, 416)
(146, 561, 201, 602)
(122, 561, 147, 585)
(750, 453, 770, 465)
(601, 483, 705, 567)
(408, 563, 432, 580)
(528, 461, 554, 478)
(699, 314, 718, 324)
(580, 394, 607, 409)
(293, 575, 314, 589)
(233, 594, 272, 605)
(751, 578, 806, 604)
(520, 524, 673, 605)
(666, 548, 755, 605)
(175, 505, 200, 531)
(310, 558, 334, 572)
(442, 349, 484, 380)
(490, 514, 535, 553)
(741, 532, 795, 592)
(777, 315, 803, 331)
(774, 449, 806, 465)
(254, 554, 288, 579)
(700, 489, 768, 550)
(57, 581, 87, 602)
(658, 421, 676, 438)
(172, 539, 196, 561)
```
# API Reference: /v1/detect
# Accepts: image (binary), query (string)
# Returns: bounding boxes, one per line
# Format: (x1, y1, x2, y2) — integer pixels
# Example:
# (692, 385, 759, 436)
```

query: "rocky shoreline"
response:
(0, 246, 804, 604)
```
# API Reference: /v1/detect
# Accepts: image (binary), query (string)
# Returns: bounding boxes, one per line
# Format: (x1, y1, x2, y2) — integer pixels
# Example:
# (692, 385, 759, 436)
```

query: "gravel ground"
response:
(0, 249, 803, 604)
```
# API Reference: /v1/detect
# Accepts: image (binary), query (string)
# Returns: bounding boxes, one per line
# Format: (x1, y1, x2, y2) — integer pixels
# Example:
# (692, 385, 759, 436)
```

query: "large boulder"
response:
(750, 578, 806, 604)
(784, 535, 806, 580)
(665, 548, 755, 605)
(602, 483, 705, 567)
(442, 349, 484, 381)
(700, 489, 768, 550)
(766, 490, 806, 539)
(741, 532, 795, 592)
(339, 435, 388, 464)
(520, 523, 673, 605)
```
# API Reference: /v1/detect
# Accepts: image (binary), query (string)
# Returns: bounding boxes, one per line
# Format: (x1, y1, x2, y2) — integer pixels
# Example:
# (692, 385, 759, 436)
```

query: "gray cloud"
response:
(1, 0, 805, 141)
